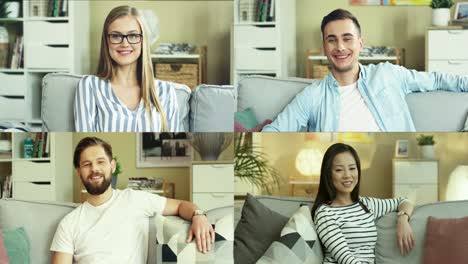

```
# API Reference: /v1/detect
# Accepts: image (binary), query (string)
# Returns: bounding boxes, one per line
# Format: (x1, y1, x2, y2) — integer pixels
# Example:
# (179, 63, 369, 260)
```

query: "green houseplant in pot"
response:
(430, 0, 454, 26)
(112, 156, 122, 189)
(235, 133, 281, 194)
(417, 135, 435, 159)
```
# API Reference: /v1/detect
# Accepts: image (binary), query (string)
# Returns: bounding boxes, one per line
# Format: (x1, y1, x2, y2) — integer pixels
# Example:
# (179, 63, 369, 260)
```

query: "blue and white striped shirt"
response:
(314, 196, 407, 264)
(74, 75, 180, 132)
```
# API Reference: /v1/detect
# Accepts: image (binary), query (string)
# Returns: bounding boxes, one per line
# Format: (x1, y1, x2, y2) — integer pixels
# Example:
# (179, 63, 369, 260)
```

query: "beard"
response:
(82, 172, 112, 195)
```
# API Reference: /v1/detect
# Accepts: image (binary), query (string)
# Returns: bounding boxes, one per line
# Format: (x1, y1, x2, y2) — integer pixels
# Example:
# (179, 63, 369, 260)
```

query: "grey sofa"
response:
(237, 75, 468, 132)
(41, 73, 235, 132)
(0, 198, 233, 264)
(235, 195, 468, 264)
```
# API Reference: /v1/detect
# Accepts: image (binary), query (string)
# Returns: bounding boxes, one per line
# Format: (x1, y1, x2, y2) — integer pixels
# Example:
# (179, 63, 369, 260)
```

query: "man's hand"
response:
(396, 215, 414, 256)
(187, 215, 215, 254)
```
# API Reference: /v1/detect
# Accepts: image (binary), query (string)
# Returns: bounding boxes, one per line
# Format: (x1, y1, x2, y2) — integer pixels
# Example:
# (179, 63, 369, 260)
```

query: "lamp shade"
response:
(446, 165, 468, 201)
(295, 147, 323, 176)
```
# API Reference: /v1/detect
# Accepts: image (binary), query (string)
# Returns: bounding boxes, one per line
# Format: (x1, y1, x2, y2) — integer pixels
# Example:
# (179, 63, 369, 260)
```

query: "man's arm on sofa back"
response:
(51, 251, 72, 264)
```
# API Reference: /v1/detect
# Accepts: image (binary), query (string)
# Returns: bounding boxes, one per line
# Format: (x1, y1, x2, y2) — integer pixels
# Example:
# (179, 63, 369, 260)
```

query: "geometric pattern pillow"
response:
(256, 206, 323, 264)
(155, 213, 233, 264)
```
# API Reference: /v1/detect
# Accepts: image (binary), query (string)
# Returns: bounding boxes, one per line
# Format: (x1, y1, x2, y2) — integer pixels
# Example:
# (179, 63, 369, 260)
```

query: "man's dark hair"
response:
(321, 9, 361, 39)
(73, 137, 113, 168)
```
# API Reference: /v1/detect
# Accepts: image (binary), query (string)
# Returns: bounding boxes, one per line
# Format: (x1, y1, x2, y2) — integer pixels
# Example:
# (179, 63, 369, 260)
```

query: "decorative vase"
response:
(421, 145, 435, 159)
(0, 26, 8, 68)
(432, 8, 451, 27)
(5, 2, 20, 18)
(192, 133, 233, 161)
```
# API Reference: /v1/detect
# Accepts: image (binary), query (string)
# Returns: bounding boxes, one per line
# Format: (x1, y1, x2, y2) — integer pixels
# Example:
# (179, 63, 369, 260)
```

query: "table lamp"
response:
(446, 165, 468, 201)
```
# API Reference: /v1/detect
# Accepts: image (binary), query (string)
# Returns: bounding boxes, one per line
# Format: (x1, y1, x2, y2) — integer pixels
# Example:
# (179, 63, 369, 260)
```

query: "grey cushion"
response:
(234, 194, 289, 264)
(237, 76, 314, 123)
(0, 199, 77, 264)
(41, 73, 191, 132)
(375, 200, 468, 264)
(237, 75, 468, 132)
(190, 84, 235, 132)
(41, 73, 80, 132)
(406, 91, 468, 132)
(255, 195, 314, 218)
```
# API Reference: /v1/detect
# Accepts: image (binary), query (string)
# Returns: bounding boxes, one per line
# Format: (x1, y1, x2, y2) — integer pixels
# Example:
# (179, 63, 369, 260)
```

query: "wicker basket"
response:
(312, 64, 330, 79)
(155, 63, 198, 89)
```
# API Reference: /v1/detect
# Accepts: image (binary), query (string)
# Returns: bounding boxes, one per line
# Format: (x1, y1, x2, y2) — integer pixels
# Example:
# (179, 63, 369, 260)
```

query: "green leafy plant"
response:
(417, 135, 435, 146)
(113, 156, 122, 177)
(0, 1, 11, 18)
(235, 133, 281, 194)
(430, 0, 454, 9)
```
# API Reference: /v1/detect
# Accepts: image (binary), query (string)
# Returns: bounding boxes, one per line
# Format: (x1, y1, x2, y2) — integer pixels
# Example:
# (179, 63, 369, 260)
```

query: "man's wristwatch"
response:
(192, 209, 207, 219)
(397, 211, 410, 221)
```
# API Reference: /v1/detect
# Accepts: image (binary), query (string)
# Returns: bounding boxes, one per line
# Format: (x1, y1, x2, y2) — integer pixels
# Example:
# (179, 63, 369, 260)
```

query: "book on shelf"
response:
(241, 0, 274, 22)
(1, 175, 12, 199)
(9, 35, 23, 69)
(31, 133, 49, 158)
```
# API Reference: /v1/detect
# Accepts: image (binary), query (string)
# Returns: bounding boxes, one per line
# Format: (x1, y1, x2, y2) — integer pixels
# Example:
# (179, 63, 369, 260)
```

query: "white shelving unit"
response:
(1, 132, 74, 202)
(231, 0, 296, 86)
(426, 26, 468, 75)
(0, 0, 90, 131)
(393, 159, 439, 205)
(191, 162, 234, 211)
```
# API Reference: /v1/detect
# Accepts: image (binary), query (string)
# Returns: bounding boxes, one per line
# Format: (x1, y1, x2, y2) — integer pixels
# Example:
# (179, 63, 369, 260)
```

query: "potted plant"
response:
(112, 156, 122, 189)
(235, 133, 281, 194)
(416, 134, 436, 159)
(430, 0, 454, 27)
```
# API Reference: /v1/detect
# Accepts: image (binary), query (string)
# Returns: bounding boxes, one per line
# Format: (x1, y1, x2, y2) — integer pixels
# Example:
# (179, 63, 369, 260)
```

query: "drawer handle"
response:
(254, 25, 275, 28)
(447, 30, 463, 34)
(448, 61, 464, 65)
(46, 44, 69, 48)
(31, 160, 51, 163)
(211, 194, 227, 197)
(0, 95, 24, 99)
(255, 47, 276, 51)
(0, 72, 24, 76)
(31, 182, 51, 185)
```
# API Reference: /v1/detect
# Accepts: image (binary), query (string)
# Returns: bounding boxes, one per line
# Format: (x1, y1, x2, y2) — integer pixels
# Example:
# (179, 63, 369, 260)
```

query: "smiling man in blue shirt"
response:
(262, 9, 468, 132)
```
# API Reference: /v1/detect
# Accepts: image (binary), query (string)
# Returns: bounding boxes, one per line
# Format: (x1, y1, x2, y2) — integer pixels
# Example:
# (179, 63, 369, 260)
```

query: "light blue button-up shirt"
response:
(262, 62, 468, 132)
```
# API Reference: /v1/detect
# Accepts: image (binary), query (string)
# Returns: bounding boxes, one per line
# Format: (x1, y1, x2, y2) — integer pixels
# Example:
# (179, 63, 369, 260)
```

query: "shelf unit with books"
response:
(1, 132, 74, 202)
(0, 0, 90, 131)
(232, 0, 296, 86)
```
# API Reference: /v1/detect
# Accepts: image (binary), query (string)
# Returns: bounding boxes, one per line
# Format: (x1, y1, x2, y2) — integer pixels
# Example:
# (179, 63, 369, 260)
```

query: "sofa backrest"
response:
(0, 199, 77, 264)
(375, 200, 468, 264)
(41, 73, 192, 132)
(237, 75, 468, 131)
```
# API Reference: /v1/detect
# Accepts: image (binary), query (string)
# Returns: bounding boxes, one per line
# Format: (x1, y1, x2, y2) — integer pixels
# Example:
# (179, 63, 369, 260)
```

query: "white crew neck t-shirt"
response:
(338, 82, 381, 132)
(50, 188, 167, 264)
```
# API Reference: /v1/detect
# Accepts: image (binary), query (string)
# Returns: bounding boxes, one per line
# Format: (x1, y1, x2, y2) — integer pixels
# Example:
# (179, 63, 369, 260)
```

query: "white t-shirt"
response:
(338, 82, 381, 132)
(50, 188, 167, 264)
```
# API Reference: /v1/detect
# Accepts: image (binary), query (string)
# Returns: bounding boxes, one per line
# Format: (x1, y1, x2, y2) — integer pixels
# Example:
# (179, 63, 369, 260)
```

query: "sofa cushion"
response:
(2, 227, 30, 264)
(155, 208, 233, 263)
(0, 199, 77, 264)
(237, 76, 314, 123)
(173, 84, 191, 132)
(257, 206, 323, 264)
(406, 91, 468, 132)
(234, 108, 259, 130)
(375, 200, 468, 264)
(234, 194, 289, 264)
(0, 229, 10, 263)
(422, 216, 468, 264)
(190, 84, 235, 132)
(463, 116, 468, 132)
(255, 195, 314, 218)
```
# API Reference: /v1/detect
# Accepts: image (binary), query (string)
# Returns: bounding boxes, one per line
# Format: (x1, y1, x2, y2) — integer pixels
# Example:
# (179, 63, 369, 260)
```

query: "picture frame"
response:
(136, 133, 192, 168)
(454, 2, 468, 21)
(395, 140, 409, 158)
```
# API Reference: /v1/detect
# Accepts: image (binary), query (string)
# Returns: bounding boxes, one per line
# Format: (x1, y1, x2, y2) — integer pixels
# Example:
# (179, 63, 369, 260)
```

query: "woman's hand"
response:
(396, 215, 414, 256)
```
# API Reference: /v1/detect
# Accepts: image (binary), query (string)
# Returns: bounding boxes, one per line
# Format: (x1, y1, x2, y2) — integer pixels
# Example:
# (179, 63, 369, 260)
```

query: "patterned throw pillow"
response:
(256, 206, 323, 264)
(155, 213, 233, 264)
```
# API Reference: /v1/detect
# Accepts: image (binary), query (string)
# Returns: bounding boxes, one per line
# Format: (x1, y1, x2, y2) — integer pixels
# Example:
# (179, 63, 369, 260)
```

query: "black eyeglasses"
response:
(107, 33, 143, 44)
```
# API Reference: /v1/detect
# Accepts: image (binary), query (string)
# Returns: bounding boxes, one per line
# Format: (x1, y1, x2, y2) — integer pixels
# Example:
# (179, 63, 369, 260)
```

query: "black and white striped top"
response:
(74, 75, 182, 132)
(314, 197, 407, 264)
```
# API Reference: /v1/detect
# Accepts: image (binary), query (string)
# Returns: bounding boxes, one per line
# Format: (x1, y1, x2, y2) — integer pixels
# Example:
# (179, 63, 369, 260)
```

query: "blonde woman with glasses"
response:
(74, 6, 180, 132)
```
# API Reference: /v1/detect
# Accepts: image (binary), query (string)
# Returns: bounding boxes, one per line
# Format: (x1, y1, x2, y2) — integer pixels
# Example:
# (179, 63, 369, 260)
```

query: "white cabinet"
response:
(8, 132, 74, 202)
(191, 163, 234, 211)
(232, 0, 296, 86)
(426, 27, 468, 75)
(393, 159, 439, 205)
(0, 0, 90, 130)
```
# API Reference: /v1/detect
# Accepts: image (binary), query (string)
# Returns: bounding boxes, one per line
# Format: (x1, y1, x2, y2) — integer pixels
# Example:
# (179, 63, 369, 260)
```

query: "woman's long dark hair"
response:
(311, 143, 364, 221)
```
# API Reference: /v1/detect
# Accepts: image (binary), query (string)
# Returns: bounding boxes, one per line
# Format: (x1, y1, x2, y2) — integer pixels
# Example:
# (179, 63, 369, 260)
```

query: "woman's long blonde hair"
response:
(97, 5, 168, 131)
